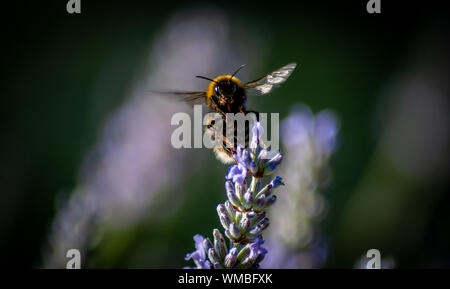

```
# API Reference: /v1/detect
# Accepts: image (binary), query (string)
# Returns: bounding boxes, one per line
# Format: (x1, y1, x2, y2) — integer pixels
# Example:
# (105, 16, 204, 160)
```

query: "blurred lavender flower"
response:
(43, 7, 262, 268)
(262, 104, 339, 269)
(185, 121, 283, 269)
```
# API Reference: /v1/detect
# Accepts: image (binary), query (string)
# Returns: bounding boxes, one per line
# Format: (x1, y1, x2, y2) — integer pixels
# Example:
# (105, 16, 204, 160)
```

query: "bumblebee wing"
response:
(172, 91, 207, 105)
(151, 90, 207, 105)
(245, 62, 297, 96)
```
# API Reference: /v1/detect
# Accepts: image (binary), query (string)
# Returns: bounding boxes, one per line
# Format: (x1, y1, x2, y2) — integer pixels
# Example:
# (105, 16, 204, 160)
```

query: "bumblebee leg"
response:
(205, 116, 236, 160)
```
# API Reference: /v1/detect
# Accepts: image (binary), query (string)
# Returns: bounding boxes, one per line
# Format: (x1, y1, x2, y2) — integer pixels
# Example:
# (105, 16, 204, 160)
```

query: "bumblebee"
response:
(165, 62, 297, 163)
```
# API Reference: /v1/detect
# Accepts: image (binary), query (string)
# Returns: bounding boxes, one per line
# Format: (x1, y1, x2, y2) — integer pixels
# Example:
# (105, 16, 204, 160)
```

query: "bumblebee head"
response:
(213, 79, 238, 103)
(197, 64, 246, 106)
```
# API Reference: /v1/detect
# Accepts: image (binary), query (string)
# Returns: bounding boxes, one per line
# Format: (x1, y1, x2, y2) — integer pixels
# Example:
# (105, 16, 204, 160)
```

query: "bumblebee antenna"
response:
(229, 64, 246, 81)
(196, 75, 218, 84)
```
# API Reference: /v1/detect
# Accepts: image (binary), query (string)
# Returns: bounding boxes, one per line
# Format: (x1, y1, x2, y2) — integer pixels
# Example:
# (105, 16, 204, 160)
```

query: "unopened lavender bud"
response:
(242, 190, 253, 209)
(217, 204, 232, 230)
(208, 248, 220, 265)
(219, 214, 232, 230)
(257, 217, 270, 231)
(250, 122, 262, 149)
(246, 211, 257, 220)
(236, 244, 250, 262)
(255, 184, 272, 200)
(263, 195, 277, 209)
(263, 151, 283, 175)
(224, 230, 232, 240)
(247, 227, 261, 239)
(225, 180, 234, 195)
(227, 191, 241, 209)
(229, 223, 241, 240)
(239, 214, 251, 233)
(250, 211, 266, 227)
(203, 237, 213, 253)
(269, 176, 284, 189)
(239, 253, 257, 269)
(235, 211, 243, 224)
(248, 218, 270, 238)
(253, 194, 266, 211)
(217, 204, 227, 216)
(235, 183, 244, 202)
(224, 247, 238, 269)
(213, 229, 227, 259)
(224, 201, 236, 221)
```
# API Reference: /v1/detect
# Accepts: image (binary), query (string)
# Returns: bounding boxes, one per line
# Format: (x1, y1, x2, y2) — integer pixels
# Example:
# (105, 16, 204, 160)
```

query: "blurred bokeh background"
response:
(2, 0, 449, 268)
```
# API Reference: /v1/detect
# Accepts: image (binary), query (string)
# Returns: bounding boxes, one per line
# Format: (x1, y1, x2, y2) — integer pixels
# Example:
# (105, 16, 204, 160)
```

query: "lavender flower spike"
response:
(185, 121, 285, 269)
